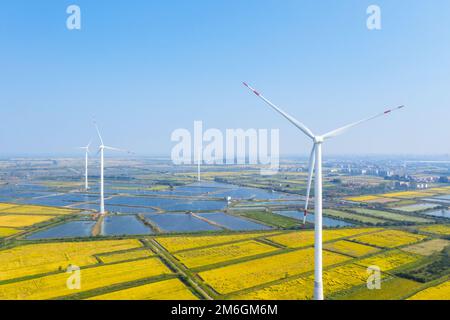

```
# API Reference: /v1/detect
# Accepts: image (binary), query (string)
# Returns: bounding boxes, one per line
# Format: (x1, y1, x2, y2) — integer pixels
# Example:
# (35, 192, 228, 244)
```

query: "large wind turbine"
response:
(79, 141, 91, 191)
(94, 123, 128, 215)
(243, 82, 404, 300)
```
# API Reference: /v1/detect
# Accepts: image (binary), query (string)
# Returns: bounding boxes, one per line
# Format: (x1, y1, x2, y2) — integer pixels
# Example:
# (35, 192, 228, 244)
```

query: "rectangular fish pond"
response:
(143, 213, 222, 233)
(198, 212, 272, 231)
(26, 220, 96, 239)
(101, 215, 153, 236)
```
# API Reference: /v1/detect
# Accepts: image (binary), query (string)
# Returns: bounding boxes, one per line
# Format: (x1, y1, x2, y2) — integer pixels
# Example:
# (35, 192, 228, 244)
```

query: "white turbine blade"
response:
(243, 82, 315, 139)
(323, 105, 405, 140)
(94, 122, 104, 145)
(303, 144, 316, 225)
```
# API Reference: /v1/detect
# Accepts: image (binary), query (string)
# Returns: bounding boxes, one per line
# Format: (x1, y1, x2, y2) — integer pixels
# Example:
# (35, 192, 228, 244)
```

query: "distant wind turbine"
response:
(94, 122, 129, 215)
(243, 82, 404, 300)
(78, 141, 91, 191)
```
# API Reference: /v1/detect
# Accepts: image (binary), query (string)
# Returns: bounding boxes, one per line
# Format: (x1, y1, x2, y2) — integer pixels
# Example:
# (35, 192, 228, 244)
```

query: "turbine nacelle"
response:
(313, 136, 324, 144)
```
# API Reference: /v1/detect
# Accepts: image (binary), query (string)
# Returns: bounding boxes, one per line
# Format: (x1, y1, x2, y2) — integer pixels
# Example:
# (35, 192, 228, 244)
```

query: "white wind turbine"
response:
(94, 122, 129, 215)
(78, 141, 91, 191)
(243, 82, 404, 300)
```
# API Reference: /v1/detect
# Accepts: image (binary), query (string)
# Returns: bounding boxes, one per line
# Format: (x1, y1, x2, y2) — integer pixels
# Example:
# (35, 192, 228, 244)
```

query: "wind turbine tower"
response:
(79, 142, 91, 191)
(95, 123, 128, 215)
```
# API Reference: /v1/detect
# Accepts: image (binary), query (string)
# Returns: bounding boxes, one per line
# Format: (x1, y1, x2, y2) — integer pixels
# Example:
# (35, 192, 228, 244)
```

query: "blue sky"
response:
(0, 1, 449, 156)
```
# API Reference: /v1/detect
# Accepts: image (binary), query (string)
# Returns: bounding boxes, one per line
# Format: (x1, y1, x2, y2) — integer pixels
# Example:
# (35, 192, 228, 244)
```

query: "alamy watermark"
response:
(367, 5, 382, 30)
(366, 265, 382, 290)
(171, 121, 280, 175)
(66, 5, 81, 30)
(66, 264, 81, 290)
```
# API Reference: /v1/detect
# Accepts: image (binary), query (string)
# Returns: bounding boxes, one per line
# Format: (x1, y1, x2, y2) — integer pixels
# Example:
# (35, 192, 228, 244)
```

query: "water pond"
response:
(143, 213, 222, 233)
(26, 220, 95, 239)
(101, 215, 153, 236)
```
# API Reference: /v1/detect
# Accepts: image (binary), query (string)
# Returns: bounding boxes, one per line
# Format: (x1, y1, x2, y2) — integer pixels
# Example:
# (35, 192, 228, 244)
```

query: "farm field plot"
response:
(198, 248, 350, 295)
(403, 239, 450, 256)
(175, 240, 278, 269)
(98, 249, 154, 264)
(319, 264, 374, 298)
(155, 232, 279, 252)
(418, 224, 450, 236)
(356, 250, 422, 271)
(236, 211, 298, 228)
(349, 208, 432, 223)
(365, 198, 399, 204)
(395, 203, 439, 212)
(0, 258, 171, 300)
(381, 191, 436, 199)
(267, 228, 381, 249)
(324, 209, 387, 225)
(346, 195, 381, 202)
(0, 204, 79, 215)
(408, 280, 450, 300)
(0, 239, 142, 281)
(88, 278, 198, 300)
(0, 214, 56, 228)
(324, 240, 380, 257)
(0, 227, 21, 237)
(335, 277, 422, 300)
(233, 275, 311, 300)
(386, 200, 418, 208)
(233, 264, 369, 300)
(350, 229, 427, 248)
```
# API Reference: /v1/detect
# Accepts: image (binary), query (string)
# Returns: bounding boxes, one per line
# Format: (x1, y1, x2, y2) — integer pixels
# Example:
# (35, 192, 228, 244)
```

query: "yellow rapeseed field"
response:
(99, 249, 154, 264)
(0, 203, 19, 211)
(356, 250, 421, 271)
(0, 258, 171, 300)
(336, 276, 422, 300)
(345, 195, 380, 202)
(198, 248, 350, 295)
(267, 228, 381, 248)
(318, 264, 374, 297)
(408, 280, 450, 300)
(418, 224, 450, 236)
(234, 263, 369, 300)
(0, 214, 56, 228)
(350, 229, 427, 248)
(155, 232, 278, 252)
(381, 191, 432, 199)
(233, 276, 311, 300)
(0, 205, 79, 215)
(357, 187, 449, 200)
(175, 240, 278, 269)
(324, 240, 380, 257)
(0, 227, 21, 237)
(0, 239, 142, 281)
(88, 278, 198, 300)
